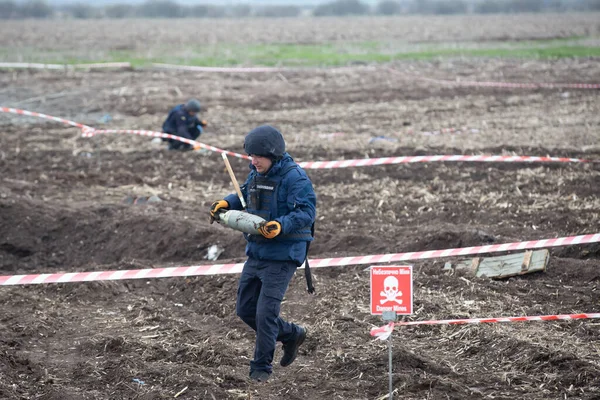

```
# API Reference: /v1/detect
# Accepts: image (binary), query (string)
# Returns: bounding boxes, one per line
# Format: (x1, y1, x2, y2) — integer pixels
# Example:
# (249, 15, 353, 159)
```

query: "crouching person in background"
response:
(162, 99, 207, 151)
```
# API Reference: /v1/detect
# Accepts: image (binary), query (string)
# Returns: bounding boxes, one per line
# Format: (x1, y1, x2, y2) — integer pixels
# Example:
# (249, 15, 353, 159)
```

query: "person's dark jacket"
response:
(162, 104, 202, 140)
(225, 153, 317, 265)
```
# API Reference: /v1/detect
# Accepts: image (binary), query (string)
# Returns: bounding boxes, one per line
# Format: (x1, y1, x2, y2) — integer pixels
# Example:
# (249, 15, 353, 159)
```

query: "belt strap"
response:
(304, 241, 315, 294)
(304, 223, 315, 294)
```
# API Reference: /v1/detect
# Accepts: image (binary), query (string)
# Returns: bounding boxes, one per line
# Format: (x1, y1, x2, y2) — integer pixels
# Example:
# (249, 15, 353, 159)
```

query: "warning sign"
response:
(370, 265, 413, 315)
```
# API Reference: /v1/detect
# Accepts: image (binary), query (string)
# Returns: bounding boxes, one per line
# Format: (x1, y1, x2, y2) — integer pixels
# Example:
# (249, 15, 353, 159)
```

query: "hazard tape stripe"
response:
(371, 313, 600, 336)
(1, 233, 598, 286)
(296, 155, 589, 168)
(0, 62, 131, 70)
(152, 63, 285, 73)
(89, 129, 250, 160)
(84, 128, 593, 165)
(2, 108, 593, 165)
(151, 63, 376, 74)
(394, 313, 600, 327)
(0, 107, 91, 130)
(0, 108, 250, 160)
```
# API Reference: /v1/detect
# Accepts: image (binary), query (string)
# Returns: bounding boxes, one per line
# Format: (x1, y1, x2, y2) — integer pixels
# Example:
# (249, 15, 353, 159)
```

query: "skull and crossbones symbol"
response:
(380, 276, 402, 305)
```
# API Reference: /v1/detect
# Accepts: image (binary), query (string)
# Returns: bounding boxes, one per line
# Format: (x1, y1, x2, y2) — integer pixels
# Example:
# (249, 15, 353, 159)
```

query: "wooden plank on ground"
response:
(444, 249, 549, 279)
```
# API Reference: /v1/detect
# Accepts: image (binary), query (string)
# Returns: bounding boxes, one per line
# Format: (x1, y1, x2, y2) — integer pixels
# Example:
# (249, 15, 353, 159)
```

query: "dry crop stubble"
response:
(0, 35, 600, 399)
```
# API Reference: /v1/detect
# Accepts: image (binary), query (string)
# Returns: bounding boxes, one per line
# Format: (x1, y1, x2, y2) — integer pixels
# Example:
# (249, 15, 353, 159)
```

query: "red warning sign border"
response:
(370, 265, 413, 316)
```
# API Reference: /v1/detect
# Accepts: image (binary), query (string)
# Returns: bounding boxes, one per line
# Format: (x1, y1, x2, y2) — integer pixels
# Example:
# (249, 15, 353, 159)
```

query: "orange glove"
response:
(200, 120, 208, 127)
(258, 221, 281, 239)
(209, 200, 229, 224)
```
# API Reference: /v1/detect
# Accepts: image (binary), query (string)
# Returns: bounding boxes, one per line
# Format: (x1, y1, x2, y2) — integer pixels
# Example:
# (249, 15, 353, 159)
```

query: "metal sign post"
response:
(382, 310, 397, 400)
(370, 265, 413, 400)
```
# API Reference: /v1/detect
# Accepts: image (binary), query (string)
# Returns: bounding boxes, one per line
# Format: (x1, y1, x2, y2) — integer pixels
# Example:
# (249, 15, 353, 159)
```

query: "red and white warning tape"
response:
(397, 312, 600, 326)
(0, 106, 92, 130)
(72, 62, 131, 70)
(297, 154, 588, 168)
(0, 106, 249, 160)
(309, 233, 599, 267)
(421, 77, 600, 90)
(152, 63, 284, 73)
(85, 127, 590, 165)
(2, 107, 594, 165)
(151, 63, 375, 74)
(371, 313, 600, 338)
(371, 323, 395, 340)
(0, 62, 131, 71)
(1, 233, 598, 286)
(87, 129, 250, 160)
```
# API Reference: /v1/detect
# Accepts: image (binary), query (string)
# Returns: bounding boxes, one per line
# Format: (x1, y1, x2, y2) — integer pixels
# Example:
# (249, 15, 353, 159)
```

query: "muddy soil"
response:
(0, 59, 599, 399)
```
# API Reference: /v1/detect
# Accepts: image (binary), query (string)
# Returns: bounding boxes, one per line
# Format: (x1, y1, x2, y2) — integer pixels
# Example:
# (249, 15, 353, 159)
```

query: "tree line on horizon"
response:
(1, 0, 599, 19)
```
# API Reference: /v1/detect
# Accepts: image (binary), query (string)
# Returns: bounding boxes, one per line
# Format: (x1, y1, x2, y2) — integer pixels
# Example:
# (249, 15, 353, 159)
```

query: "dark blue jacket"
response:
(162, 104, 202, 140)
(225, 154, 316, 265)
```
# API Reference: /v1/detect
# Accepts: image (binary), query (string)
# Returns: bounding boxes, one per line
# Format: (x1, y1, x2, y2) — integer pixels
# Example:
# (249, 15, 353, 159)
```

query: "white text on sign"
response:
(370, 265, 413, 316)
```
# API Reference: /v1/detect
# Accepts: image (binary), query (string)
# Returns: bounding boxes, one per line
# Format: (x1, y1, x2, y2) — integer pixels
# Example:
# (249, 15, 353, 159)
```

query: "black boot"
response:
(280, 326, 307, 367)
(249, 370, 271, 382)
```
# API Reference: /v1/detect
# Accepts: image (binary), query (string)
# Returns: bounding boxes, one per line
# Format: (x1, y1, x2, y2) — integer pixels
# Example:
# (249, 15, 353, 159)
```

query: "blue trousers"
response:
(166, 130, 200, 150)
(236, 258, 299, 373)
